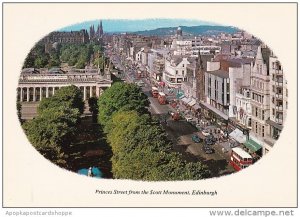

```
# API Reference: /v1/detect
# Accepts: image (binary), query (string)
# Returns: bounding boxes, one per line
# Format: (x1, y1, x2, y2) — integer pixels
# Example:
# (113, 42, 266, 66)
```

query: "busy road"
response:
(109, 51, 235, 177)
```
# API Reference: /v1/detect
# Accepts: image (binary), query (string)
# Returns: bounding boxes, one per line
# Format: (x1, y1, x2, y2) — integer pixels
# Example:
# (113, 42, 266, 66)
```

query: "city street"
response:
(112, 52, 235, 177)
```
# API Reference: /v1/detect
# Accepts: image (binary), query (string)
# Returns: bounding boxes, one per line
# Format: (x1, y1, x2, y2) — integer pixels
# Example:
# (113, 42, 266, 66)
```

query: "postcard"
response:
(2, 2, 297, 208)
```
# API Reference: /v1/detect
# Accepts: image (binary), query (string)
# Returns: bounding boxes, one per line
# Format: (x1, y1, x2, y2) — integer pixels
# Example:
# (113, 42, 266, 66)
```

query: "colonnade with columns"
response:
(17, 84, 105, 102)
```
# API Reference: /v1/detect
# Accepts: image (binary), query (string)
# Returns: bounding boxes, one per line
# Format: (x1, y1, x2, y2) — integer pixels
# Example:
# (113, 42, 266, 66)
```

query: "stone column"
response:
(27, 87, 30, 102)
(53, 87, 55, 95)
(96, 86, 100, 97)
(20, 88, 23, 102)
(90, 86, 93, 98)
(46, 87, 49, 98)
(33, 87, 36, 102)
(40, 87, 42, 101)
(83, 86, 86, 101)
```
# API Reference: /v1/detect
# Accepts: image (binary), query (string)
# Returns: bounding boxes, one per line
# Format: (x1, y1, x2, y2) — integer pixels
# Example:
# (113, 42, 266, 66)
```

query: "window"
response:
(286, 102, 288, 109)
(255, 107, 258, 117)
(262, 126, 265, 137)
(259, 65, 262, 74)
(182, 64, 184, 67)
(255, 122, 258, 133)
(176, 70, 178, 75)
(262, 110, 265, 120)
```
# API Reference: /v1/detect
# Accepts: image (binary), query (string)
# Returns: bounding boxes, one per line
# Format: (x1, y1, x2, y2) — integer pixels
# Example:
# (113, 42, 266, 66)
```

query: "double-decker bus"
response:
(158, 92, 167, 104)
(230, 147, 253, 171)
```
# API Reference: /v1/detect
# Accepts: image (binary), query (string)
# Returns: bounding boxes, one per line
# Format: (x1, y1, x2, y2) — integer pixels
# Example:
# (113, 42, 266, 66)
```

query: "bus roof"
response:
(232, 147, 252, 159)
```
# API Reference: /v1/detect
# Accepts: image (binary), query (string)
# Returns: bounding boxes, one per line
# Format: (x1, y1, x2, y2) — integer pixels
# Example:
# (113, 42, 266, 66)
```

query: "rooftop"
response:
(206, 70, 229, 78)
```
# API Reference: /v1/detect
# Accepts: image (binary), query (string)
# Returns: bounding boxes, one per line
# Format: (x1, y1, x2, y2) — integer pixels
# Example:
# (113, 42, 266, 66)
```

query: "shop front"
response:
(200, 101, 229, 127)
(243, 138, 263, 159)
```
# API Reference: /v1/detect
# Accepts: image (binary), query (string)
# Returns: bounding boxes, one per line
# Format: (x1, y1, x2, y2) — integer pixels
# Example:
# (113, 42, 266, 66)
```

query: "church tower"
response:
(99, 20, 103, 37)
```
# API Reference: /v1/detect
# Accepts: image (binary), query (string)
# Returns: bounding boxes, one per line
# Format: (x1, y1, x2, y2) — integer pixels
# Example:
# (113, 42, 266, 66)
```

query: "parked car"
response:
(205, 138, 214, 145)
(201, 130, 210, 137)
(185, 116, 193, 122)
(192, 134, 201, 143)
(202, 145, 214, 154)
(208, 134, 217, 143)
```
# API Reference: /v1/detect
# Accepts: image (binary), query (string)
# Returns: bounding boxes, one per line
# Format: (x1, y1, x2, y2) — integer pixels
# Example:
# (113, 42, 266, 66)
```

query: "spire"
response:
(99, 20, 103, 37)
(256, 45, 263, 60)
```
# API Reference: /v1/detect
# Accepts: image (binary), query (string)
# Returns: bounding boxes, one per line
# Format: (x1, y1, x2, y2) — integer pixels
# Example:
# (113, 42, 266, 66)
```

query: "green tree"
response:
(105, 110, 210, 181)
(22, 106, 80, 166)
(16, 102, 22, 124)
(88, 97, 98, 122)
(38, 85, 84, 114)
(48, 51, 60, 68)
(97, 82, 150, 125)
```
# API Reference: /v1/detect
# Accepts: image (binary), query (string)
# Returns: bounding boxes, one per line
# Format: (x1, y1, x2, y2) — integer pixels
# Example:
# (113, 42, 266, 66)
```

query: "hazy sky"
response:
(59, 18, 219, 32)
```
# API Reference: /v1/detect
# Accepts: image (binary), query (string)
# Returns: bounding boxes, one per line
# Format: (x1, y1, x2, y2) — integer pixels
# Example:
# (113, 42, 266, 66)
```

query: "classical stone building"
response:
(17, 67, 112, 104)
(43, 29, 90, 44)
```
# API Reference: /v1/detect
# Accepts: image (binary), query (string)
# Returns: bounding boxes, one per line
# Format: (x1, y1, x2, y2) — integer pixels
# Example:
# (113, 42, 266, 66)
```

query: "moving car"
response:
(170, 112, 180, 121)
(192, 134, 201, 143)
(202, 145, 214, 154)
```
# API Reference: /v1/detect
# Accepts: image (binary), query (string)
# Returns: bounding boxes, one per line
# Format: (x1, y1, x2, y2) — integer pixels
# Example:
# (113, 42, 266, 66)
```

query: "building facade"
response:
(264, 56, 288, 152)
(250, 46, 271, 155)
(17, 68, 112, 104)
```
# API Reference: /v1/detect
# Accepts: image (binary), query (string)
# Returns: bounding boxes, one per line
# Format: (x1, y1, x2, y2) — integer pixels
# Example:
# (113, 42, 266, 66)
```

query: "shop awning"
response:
(229, 128, 247, 144)
(188, 99, 196, 106)
(176, 92, 184, 99)
(244, 139, 262, 153)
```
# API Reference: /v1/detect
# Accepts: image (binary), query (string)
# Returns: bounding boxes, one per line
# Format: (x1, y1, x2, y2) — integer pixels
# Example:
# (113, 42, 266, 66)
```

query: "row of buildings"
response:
(111, 27, 287, 157)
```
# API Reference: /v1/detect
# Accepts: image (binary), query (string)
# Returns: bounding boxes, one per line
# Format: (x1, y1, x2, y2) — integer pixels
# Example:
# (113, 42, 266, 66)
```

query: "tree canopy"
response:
(23, 85, 84, 167)
(97, 82, 150, 126)
(104, 110, 210, 181)
(23, 106, 80, 166)
(23, 41, 103, 69)
(38, 85, 84, 114)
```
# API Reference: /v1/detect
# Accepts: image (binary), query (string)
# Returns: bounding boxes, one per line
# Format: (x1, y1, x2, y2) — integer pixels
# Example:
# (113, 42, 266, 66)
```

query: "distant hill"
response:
(133, 25, 239, 36)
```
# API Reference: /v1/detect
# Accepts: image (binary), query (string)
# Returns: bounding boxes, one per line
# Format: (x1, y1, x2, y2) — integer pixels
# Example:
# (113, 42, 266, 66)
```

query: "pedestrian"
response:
(88, 167, 93, 177)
